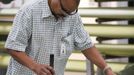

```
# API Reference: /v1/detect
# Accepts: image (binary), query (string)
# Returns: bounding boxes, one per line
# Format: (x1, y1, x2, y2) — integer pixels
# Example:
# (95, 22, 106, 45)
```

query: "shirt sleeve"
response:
(5, 8, 32, 52)
(73, 15, 94, 51)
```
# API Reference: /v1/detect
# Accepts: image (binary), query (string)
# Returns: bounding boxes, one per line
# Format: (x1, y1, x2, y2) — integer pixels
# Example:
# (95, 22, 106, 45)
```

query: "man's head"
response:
(48, 0, 80, 19)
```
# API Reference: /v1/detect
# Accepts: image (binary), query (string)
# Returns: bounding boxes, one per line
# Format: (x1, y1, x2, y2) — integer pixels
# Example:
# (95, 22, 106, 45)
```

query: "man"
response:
(5, 0, 115, 75)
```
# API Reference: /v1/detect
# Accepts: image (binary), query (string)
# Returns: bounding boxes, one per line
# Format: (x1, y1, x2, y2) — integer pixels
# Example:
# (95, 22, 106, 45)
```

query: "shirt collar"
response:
(41, 0, 53, 18)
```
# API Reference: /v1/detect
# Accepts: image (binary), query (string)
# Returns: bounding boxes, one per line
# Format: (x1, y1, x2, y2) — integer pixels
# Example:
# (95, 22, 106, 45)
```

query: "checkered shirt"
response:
(5, 0, 94, 75)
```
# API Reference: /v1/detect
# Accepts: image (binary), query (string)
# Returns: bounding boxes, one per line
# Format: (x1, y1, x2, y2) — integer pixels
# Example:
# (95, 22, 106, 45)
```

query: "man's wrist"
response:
(103, 66, 112, 74)
(29, 62, 38, 72)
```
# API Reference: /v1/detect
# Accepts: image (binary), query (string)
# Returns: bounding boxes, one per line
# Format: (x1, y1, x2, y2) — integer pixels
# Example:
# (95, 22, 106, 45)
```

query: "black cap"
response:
(0, 0, 13, 4)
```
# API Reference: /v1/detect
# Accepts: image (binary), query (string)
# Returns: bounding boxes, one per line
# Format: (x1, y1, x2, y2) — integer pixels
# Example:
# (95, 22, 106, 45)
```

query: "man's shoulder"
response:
(19, 0, 44, 12)
(16, 0, 45, 17)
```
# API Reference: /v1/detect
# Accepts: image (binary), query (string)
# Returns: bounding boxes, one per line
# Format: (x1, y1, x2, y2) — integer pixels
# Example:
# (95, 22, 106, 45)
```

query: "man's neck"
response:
(48, 0, 55, 16)
(48, 0, 52, 10)
(48, 0, 60, 20)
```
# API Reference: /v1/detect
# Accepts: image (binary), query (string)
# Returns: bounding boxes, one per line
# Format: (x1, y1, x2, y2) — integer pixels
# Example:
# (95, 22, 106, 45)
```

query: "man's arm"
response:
(7, 49, 55, 75)
(82, 45, 115, 75)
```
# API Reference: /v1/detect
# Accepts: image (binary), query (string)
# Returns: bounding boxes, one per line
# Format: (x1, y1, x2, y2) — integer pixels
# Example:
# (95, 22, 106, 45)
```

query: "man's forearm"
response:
(7, 49, 37, 71)
(82, 45, 107, 69)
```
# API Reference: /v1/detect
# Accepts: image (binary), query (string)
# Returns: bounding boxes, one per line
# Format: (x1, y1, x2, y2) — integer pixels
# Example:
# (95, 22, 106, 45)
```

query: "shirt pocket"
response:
(61, 34, 74, 56)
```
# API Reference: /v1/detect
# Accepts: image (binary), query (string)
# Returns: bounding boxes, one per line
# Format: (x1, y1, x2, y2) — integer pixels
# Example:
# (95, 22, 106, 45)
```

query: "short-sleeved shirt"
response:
(5, 0, 94, 75)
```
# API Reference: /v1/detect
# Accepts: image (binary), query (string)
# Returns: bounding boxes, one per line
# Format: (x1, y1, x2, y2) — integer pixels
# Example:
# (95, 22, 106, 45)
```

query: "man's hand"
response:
(33, 64, 55, 75)
(7, 49, 55, 75)
(82, 46, 116, 75)
(105, 68, 116, 75)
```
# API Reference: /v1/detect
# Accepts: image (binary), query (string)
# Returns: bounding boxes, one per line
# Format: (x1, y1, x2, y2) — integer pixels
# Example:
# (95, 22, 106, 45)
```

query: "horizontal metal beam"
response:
(78, 8, 134, 19)
(95, 0, 134, 2)
(1, 41, 134, 56)
(0, 23, 11, 35)
(0, 53, 10, 68)
(0, 8, 17, 15)
(1, 23, 134, 38)
(73, 44, 134, 57)
(1, 8, 134, 19)
(84, 24, 134, 38)
(0, 15, 14, 21)
(66, 60, 129, 72)
(96, 44, 134, 56)
(0, 53, 129, 72)
(79, 7, 134, 9)
(0, 42, 6, 53)
(0, 8, 16, 22)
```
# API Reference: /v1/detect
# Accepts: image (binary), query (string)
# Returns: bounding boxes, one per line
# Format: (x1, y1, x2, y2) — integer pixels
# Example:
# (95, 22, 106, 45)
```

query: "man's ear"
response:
(60, 0, 78, 12)
(50, 0, 60, 10)
(50, 0, 61, 14)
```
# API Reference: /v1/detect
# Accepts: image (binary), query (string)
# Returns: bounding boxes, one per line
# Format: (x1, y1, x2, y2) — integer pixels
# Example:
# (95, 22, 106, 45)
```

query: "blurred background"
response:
(0, 0, 134, 75)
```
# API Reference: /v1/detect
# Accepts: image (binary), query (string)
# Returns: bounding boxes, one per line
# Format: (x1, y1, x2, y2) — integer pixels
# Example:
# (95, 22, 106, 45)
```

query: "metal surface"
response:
(78, 8, 134, 19)
(84, 24, 134, 38)
(95, 0, 134, 2)
(1, 8, 134, 19)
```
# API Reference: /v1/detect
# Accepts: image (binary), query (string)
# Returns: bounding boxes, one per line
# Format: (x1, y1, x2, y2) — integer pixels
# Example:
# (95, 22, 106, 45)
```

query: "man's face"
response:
(59, 0, 78, 16)
(50, 0, 78, 18)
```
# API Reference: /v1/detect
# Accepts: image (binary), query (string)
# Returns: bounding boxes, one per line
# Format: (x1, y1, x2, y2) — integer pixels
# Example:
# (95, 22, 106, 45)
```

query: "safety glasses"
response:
(59, 0, 78, 16)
